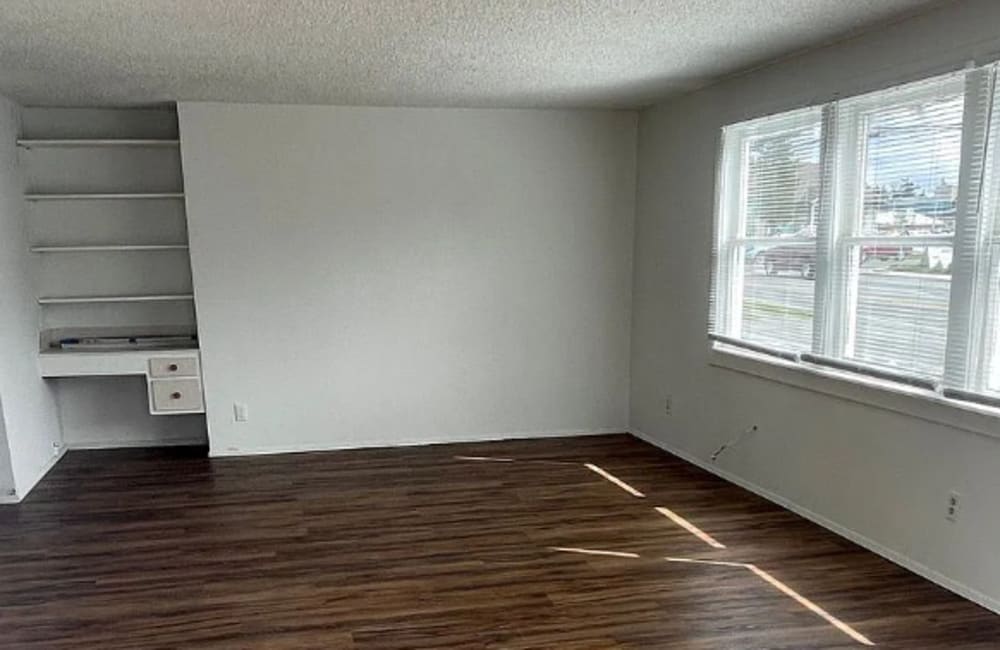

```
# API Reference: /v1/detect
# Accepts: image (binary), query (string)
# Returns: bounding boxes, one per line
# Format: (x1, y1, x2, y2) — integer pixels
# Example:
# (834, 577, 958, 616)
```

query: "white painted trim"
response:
(65, 437, 206, 451)
(4, 445, 68, 504)
(31, 244, 190, 253)
(629, 428, 1000, 616)
(38, 294, 194, 305)
(209, 427, 625, 458)
(24, 193, 185, 201)
(17, 139, 180, 148)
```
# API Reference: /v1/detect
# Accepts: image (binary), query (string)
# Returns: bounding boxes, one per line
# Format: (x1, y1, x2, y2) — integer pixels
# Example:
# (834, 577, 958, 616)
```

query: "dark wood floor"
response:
(1, 434, 998, 648)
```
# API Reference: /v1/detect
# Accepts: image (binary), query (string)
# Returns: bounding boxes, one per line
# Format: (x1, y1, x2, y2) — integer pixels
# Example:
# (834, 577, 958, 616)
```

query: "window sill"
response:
(709, 344, 1000, 440)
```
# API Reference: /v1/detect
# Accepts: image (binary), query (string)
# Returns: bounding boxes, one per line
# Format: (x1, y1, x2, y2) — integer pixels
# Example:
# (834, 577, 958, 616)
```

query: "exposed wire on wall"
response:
(710, 424, 758, 462)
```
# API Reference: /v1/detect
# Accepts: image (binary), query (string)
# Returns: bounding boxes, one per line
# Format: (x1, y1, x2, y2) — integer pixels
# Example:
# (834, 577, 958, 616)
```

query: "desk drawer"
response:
(150, 378, 203, 412)
(149, 356, 199, 378)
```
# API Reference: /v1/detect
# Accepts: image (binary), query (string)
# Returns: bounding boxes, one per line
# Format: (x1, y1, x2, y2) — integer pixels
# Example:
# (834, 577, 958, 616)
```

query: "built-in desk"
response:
(39, 348, 205, 415)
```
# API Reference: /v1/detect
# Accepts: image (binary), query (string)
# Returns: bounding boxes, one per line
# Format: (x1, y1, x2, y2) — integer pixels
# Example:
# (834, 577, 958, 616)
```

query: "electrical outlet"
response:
(664, 395, 673, 416)
(946, 491, 961, 522)
(234, 402, 249, 423)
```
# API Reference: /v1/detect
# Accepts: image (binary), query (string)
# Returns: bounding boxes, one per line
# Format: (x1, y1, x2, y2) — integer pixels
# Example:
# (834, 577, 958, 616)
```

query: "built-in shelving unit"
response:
(24, 107, 199, 359)
(21, 106, 207, 436)
(17, 139, 180, 149)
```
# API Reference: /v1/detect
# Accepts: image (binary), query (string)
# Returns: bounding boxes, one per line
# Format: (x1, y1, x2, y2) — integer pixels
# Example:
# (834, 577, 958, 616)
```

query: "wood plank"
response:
(0, 435, 997, 648)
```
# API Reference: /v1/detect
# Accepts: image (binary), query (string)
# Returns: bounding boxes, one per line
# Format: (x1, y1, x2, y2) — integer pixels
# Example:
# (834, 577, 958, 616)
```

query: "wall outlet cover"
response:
(946, 491, 961, 522)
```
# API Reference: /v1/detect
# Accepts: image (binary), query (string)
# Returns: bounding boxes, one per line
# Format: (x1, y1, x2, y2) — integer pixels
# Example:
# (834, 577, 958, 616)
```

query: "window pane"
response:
(985, 260, 1000, 394)
(859, 89, 964, 237)
(739, 243, 815, 351)
(989, 327, 1000, 393)
(833, 76, 965, 381)
(744, 122, 822, 237)
(967, 73, 1000, 397)
(715, 68, 1000, 399)
(847, 245, 952, 378)
(715, 108, 821, 351)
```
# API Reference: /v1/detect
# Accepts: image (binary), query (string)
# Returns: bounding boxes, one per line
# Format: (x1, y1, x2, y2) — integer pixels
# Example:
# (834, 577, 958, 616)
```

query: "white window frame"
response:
(714, 108, 821, 349)
(945, 67, 997, 395)
(711, 65, 1000, 418)
(828, 73, 967, 382)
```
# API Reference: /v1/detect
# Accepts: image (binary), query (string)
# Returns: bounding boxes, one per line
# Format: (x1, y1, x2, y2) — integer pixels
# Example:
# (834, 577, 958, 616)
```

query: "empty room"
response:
(2, 0, 1000, 647)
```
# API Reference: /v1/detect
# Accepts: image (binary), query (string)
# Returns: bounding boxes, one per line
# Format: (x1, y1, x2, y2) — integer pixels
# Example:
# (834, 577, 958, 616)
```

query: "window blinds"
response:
(712, 108, 822, 354)
(712, 64, 1000, 405)
(951, 66, 1000, 400)
(829, 73, 966, 381)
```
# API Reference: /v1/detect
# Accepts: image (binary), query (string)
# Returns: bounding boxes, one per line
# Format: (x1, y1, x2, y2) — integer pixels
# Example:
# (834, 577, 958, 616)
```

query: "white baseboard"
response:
(210, 427, 625, 458)
(65, 437, 207, 451)
(629, 427, 1000, 616)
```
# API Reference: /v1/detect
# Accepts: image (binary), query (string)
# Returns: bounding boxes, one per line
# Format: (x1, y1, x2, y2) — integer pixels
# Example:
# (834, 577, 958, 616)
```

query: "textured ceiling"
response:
(0, 0, 941, 109)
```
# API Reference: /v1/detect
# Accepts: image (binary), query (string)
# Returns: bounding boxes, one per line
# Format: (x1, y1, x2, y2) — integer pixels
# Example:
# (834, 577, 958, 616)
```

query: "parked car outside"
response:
(861, 244, 911, 261)
(756, 240, 921, 281)
(758, 244, 816, 280)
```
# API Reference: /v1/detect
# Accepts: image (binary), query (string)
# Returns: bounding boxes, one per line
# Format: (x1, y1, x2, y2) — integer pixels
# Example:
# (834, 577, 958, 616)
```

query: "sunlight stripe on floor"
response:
(748, 564, 875, 646)
(584, 463, 645, 497)
(663, 556, 745, 568)
(664, 557, 874, 646)
(655, 506, 726, 549)
(551, 546, 640, 559)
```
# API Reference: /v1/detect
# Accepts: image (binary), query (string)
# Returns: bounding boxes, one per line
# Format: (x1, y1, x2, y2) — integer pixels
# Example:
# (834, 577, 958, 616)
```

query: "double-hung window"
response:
(713, 107, 822, 356)
(712, 65, 1000, 407)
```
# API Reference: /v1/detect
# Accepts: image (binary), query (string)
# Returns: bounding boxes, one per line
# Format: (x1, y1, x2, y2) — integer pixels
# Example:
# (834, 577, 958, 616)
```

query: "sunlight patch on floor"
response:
(584, 463, 646, 497)
(550, 546, 641, 559)
(455, 450, 873, 647)
(655, 506, 726, 549)
(664, 556, 875, 646)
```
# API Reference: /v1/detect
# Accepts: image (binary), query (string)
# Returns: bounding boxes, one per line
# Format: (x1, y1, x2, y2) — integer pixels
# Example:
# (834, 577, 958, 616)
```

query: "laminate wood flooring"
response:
(2, 434, 998, 648)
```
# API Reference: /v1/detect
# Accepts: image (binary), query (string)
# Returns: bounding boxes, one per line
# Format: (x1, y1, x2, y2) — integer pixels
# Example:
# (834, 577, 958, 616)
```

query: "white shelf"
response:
(18, 139, 180, 149)
(24, 193, 185, 201)
(31, 244, 190, 253)
(38, 294, 195, 305)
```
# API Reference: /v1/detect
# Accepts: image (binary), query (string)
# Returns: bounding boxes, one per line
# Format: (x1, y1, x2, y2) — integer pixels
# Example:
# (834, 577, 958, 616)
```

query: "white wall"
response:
(631, 0, 1000, 611)
(0, 94, 63, 498)
(179, 103, 636, 455)
(0, 396, 14, 500)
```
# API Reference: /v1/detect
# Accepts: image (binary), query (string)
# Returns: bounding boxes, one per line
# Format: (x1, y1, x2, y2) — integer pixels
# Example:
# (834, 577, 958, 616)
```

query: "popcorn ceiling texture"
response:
(0, 0, 938, 108)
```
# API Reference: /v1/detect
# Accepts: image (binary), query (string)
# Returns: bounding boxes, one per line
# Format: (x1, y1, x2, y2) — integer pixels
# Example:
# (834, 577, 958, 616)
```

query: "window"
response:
(714, 108, 822, 354)
(830, 75, 964, 381)
(712, 67, 1000, 407)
